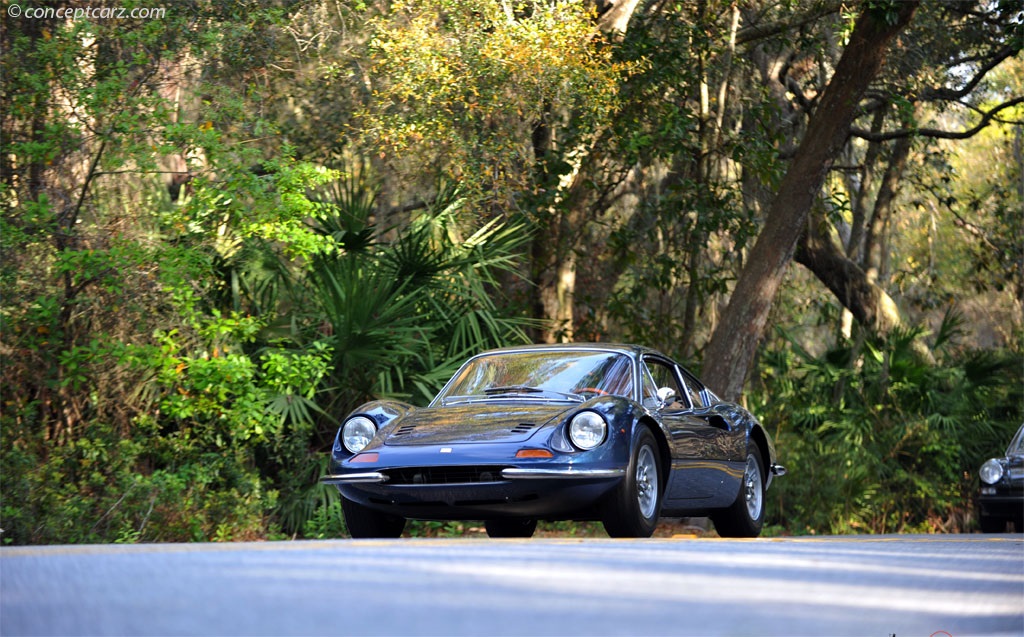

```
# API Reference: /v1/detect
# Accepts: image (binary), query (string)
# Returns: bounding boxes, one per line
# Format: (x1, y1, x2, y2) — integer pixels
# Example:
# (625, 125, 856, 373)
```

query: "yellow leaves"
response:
(351, 0, 635, 208)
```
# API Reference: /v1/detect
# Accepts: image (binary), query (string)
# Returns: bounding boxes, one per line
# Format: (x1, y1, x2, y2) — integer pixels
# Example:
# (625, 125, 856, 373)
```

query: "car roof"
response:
(474, 342, 665, 359)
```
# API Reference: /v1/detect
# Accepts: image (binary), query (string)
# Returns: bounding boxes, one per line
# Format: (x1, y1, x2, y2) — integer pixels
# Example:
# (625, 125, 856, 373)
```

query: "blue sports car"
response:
(322, 343, 785, 538)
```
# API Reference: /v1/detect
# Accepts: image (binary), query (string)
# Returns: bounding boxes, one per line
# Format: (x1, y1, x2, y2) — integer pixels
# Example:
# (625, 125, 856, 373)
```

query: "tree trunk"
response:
(794, 209, 903, 335)
(701, 1, 919, 400)
(528, 2, 643, 343)
(863, 129, 913, 284)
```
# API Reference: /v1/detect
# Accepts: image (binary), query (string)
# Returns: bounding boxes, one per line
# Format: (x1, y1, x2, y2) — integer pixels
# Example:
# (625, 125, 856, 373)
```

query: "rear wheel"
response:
(711, 445, 765, 538)
(485, 518, 537, 538)
(602, 426, 662, 538)
(341, 497, 406, 538)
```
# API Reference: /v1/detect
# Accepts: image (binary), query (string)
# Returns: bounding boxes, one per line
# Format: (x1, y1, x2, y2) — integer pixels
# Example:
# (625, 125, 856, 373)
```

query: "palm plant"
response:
(274, 172, 534, 537)
(306, 175, 532, 411)
(759, 312, 1022, 534)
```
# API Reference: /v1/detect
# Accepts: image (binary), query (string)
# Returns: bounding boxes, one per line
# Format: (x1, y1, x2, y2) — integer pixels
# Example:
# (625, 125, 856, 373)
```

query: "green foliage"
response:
(303, 175, 532, 411)
(758, 321, 1023, 534)
(352, 0, 629, 205)
(1, 418, 276, 544)
(2, 0, 1019, 545)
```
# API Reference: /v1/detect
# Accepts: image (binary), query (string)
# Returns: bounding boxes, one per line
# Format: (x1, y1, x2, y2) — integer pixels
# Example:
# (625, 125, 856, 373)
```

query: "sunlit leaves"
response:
(354, 0, 628, 205)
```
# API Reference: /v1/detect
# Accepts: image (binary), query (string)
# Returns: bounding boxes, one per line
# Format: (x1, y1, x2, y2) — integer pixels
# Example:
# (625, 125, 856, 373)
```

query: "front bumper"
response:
(978, 492, 1024, 522)
(321, 467, 625, 484)
(322, 464, 625, 520)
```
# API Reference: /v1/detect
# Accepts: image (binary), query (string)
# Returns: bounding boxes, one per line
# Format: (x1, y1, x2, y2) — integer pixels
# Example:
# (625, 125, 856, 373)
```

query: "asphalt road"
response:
(2, 534, 1021, 637)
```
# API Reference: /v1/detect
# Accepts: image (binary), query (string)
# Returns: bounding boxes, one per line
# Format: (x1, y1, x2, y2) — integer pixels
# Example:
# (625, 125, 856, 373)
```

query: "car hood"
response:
(382, 402, 575, 446)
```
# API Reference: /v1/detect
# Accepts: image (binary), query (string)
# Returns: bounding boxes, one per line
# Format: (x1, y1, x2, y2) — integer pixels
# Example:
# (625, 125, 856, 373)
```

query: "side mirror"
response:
(656, 386, 676, 409)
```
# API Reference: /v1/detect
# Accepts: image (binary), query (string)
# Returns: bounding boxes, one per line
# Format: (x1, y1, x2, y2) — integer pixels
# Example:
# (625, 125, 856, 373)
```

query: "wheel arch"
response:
(637, 415, 671, 490)
(749, 425, 771, 482)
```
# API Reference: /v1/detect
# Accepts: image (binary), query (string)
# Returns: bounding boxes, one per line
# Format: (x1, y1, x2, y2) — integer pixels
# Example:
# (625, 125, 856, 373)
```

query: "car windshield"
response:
(436, 350, 634, 405)
(1010, 425, 1024, 454)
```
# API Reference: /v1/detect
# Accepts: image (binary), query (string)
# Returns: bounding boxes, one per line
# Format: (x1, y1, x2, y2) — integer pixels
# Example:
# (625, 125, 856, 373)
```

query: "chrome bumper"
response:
(321, 467, 625, 485)
(500, 467, 625, 480)
(321, 472, 389, 484)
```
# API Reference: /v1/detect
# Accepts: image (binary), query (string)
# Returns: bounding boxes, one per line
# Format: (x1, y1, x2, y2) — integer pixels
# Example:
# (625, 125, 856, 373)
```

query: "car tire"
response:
(485, 518, 538, 538)
(341, 497, 406, 538)
(979, 515, 1007, 533)
(601, 426, 662, 538)
(711, 445, 765, 538)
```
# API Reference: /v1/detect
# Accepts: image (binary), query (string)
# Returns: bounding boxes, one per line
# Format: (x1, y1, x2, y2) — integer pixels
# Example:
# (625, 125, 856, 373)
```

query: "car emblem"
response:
(440, 447, 453, 453)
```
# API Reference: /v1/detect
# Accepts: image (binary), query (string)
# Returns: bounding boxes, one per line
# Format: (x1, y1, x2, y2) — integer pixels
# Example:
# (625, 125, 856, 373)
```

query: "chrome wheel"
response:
(743, 454, 764, 521)
(636, 444, 658, 520)
(602, 427, 662, 538)
(711, 445, 766, 538)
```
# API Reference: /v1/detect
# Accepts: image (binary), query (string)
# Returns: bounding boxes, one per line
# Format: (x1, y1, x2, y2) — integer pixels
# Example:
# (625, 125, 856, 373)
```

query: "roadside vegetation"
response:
(2, 0, 1021, 543)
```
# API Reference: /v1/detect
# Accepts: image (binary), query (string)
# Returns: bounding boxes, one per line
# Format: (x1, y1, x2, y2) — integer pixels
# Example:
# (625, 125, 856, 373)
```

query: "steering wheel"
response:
(575, 387, 610, 396)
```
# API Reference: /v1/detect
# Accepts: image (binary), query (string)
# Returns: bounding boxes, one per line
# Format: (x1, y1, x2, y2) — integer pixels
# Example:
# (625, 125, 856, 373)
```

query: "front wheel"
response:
(602, 426, 662, 538)
(341, 497, 406, 538)
(711, 445, 765, 538)
(979, 515, 1007, 533)
(485, 518, 537, 538)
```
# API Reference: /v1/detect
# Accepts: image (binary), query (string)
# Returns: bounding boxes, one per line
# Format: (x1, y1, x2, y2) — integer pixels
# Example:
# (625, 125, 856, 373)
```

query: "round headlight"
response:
(342, 416, 377, 453)
(568, 411, 607, 450)
(979, 458, 1005, 485)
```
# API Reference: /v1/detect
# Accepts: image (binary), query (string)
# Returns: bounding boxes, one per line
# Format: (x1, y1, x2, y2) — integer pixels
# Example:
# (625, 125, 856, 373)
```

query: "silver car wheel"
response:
(744, 454, 763, 521)
(636, 444, 658, 520)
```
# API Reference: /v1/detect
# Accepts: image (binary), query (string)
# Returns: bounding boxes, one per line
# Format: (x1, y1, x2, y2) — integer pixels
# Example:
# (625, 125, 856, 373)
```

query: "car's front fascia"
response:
(978, 424, 1024, 529)
(322, 345, 650, 520)
(323, 396, 641, 520)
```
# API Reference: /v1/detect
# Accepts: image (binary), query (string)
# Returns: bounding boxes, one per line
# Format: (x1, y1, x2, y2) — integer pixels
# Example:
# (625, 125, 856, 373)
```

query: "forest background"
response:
(2, 0, 1022, 544)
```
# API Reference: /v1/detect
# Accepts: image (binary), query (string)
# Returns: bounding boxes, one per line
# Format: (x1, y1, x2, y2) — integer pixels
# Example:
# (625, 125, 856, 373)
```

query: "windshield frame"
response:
(432, 347, 637, 407)
(1009, 424, 1024, 456)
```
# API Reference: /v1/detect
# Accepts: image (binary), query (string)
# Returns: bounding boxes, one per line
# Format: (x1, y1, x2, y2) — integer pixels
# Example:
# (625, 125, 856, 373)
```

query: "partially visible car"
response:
(978, 423, 1024, 533)
(322, 343, 785, 539)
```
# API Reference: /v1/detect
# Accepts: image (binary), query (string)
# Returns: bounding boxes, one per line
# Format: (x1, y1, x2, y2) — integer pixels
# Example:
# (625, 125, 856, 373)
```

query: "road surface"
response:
(2, 534, 1021, 636)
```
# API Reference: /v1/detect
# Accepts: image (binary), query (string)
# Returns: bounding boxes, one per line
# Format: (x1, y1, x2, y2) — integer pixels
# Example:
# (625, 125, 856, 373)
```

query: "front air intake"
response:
(382, 466, 510, 485)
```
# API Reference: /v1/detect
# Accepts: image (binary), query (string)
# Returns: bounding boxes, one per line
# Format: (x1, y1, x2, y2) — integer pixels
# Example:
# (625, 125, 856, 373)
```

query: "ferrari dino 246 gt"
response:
(322, 343, 785, 538)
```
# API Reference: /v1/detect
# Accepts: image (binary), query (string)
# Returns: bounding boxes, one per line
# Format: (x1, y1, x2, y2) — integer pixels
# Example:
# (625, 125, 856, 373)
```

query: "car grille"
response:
(382, 466, 510, 485)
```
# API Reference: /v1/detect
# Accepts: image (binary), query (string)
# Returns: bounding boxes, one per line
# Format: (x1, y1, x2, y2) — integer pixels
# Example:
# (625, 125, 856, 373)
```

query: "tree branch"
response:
(922, 42, 1022, 102)
(850, 97, 1024, 142)
(735, 0, 845, 46)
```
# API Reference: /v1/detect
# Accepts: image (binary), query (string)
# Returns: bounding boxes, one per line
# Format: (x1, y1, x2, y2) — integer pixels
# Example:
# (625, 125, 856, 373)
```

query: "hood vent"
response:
(511, 423, 536, 434)
(392, 424, 417, 437)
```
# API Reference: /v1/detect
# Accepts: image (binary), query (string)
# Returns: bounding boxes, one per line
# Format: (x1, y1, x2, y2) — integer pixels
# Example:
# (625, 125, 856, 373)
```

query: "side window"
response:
(642, 358, 688, 409)
(679, 378, 704, 409)
(680, 376, 704, 409)
(640, 365, 659, 409)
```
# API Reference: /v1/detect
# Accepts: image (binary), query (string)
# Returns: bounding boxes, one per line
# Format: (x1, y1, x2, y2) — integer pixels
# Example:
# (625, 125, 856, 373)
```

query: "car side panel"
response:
(660, 405, 745, 509)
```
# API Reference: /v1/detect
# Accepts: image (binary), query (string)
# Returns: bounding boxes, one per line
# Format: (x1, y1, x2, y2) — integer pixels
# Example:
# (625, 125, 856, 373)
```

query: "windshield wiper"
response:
(484, 385, 545, 395)
(483, 386, 582, 401)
